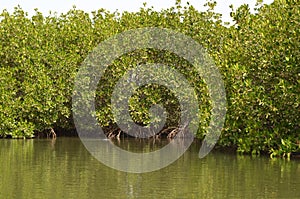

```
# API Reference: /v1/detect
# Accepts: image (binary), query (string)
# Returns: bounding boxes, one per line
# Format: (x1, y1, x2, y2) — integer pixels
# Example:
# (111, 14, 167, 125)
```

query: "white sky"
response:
(0, 0, 274, 23)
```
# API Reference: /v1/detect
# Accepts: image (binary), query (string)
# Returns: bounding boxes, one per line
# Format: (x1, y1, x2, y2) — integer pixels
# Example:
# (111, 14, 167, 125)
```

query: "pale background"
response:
(0, 0, 274, 23)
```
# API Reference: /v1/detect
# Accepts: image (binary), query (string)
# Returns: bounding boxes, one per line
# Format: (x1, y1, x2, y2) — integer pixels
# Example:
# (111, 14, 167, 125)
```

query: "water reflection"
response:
(0, 138, 299, 198)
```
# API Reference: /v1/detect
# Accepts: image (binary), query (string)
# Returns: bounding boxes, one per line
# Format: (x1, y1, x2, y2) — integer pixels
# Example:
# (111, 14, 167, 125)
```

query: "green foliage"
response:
(217, 0, 300, 156)
(0, 0, 299, 157)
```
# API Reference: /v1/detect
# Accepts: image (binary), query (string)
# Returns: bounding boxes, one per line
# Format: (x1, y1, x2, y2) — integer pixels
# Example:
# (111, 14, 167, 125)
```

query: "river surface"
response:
(0, 138, 299, 198)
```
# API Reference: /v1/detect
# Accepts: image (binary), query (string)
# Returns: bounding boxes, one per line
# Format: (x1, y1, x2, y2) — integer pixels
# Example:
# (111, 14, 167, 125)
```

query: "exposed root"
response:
(47, 128, 56, 139)
(167, 128, 178, 139)
(116, 130, 121, 140)
(105, 122, 190, 140)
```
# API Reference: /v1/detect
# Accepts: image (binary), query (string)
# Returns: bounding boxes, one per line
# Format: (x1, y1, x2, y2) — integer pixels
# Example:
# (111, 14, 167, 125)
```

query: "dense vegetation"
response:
(0, 0, 299, 157)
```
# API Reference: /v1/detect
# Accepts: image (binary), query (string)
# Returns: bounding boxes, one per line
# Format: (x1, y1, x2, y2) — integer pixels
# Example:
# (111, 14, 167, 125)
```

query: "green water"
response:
(0, 138, 299, 199)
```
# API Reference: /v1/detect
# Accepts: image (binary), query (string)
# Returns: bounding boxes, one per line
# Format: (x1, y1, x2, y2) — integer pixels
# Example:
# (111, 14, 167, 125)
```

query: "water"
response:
(0, 138, 299, 198)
